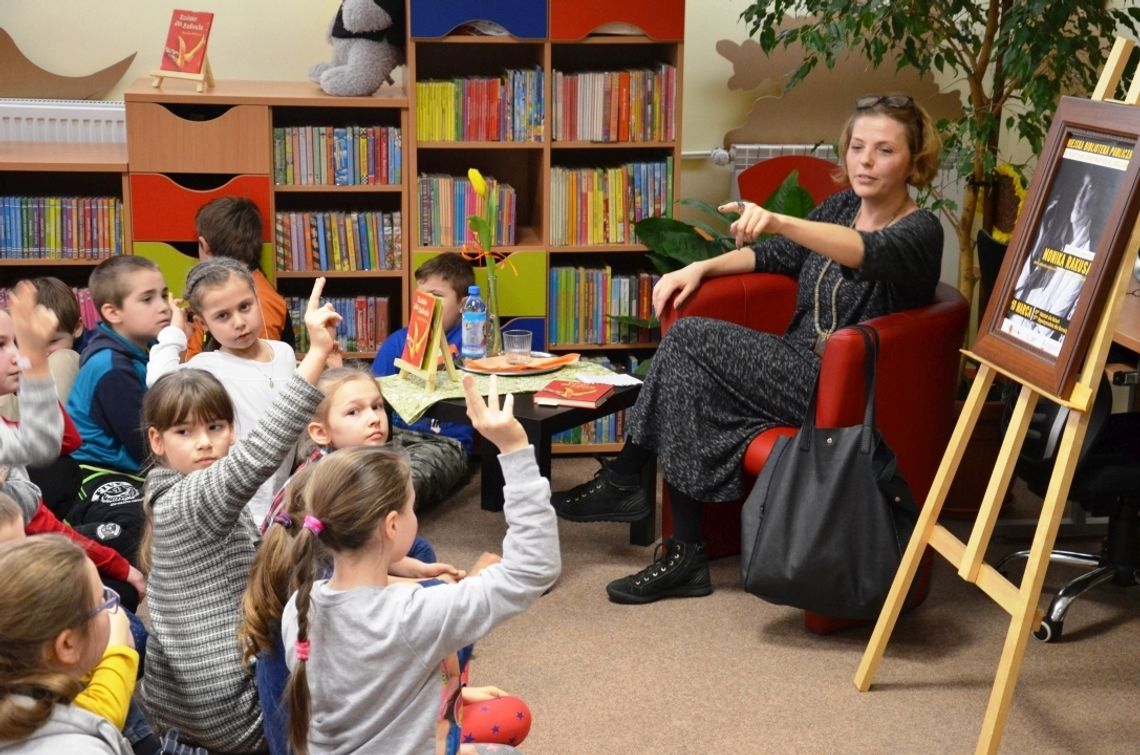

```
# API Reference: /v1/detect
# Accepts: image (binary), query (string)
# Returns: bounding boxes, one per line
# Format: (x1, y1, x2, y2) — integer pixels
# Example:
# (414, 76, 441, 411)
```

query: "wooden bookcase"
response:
(0, 142, 130, 288)
(406, 0, 685, 453)
(122, 79, 409, 359)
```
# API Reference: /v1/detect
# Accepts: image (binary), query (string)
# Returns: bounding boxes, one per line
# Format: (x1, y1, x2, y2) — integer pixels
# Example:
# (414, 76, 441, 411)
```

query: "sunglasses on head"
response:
(856, 95, 915, 110)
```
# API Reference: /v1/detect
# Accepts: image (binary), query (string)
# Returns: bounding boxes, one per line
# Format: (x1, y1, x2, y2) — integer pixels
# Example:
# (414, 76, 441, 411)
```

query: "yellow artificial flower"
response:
(987, 163, 1027, 245)
(468, 168, 488, 198)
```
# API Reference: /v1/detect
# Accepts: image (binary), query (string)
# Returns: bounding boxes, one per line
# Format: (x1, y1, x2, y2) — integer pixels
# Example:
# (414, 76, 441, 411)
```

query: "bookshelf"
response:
(0, 142, 130, 286)
(122, 79, 409, 358)
(406, 0, 684, 451)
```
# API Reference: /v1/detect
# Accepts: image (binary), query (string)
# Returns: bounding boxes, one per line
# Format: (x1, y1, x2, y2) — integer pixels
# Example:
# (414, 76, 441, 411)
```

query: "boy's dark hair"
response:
(195, 197, 264, 269)
(414, 252, 475, 302)
(88, 256, 160, 310)
(31, 277, 81, 336)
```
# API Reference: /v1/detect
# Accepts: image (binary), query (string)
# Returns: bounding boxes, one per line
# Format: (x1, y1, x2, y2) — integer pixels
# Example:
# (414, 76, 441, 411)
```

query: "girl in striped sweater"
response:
(138, 279, 339, 753)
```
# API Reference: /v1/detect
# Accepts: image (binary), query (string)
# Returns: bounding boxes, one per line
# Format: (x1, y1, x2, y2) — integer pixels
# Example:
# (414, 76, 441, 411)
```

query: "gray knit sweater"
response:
(0, 373, 63, 522)
(142, 373, 322, 754)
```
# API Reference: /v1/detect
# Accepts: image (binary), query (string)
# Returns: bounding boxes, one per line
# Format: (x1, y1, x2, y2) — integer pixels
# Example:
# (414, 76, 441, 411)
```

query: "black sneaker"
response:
(606, 539, 712, 604)
(551, 465, 649, 522)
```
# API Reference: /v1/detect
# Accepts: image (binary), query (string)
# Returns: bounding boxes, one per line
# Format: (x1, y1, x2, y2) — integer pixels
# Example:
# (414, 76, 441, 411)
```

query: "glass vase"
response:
(484, 267, 503, 356)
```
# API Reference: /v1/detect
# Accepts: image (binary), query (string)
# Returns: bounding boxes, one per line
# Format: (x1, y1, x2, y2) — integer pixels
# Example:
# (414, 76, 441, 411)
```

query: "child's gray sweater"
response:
(282, 446, 561, 755)
(0, 374, 63, 522)
(142, 373, 322, 754)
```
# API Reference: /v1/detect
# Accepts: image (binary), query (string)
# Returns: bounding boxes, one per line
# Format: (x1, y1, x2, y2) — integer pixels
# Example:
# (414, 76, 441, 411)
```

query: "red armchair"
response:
(658, 273, 969, 633)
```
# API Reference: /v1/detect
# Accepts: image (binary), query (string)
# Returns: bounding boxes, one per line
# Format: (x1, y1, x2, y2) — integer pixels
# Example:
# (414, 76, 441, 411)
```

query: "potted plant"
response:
(612, 172, 815, 374)
(739, 0, 1139, 336)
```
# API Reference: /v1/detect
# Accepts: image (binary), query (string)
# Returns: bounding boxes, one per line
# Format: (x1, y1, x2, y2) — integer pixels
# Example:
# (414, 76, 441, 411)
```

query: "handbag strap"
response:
(799, 323, 880, 452)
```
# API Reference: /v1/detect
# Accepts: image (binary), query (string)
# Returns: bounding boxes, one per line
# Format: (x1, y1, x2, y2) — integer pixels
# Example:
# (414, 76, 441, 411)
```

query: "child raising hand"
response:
(281, 374, 560, 754)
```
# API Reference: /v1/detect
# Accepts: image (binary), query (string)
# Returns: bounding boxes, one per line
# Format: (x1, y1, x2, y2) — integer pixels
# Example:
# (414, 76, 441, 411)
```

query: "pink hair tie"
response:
(302, 515, 324, 536)
(295, 640, 311, 662)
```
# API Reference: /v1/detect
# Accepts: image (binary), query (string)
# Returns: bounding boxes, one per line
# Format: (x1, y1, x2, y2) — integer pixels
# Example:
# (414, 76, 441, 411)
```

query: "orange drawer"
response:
(127, 102, 271, 174)
(130, 173, 271, 242)
(550, 0, 684, 40)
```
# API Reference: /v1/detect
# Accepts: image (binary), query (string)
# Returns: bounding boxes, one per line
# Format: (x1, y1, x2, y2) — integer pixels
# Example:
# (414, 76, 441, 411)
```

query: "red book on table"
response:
(534, 379, 614, 409)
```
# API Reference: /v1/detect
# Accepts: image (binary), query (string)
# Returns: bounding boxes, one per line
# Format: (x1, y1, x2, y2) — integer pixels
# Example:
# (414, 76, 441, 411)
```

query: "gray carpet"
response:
(417, 455, 1140, 754)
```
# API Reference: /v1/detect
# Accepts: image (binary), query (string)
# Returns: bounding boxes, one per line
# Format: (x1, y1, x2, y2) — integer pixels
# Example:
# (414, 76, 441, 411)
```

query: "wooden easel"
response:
(393, 304, 458, 393)
(151, 57, 215, 92)
(855, 38, 1140, 754)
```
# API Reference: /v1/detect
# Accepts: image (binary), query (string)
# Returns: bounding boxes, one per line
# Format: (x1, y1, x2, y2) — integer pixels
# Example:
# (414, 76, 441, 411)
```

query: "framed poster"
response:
(973, 96, 1140, 397)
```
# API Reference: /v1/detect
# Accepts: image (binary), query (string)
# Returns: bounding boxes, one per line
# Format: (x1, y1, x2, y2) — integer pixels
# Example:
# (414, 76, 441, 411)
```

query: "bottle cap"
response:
(468, 285, 480, 295)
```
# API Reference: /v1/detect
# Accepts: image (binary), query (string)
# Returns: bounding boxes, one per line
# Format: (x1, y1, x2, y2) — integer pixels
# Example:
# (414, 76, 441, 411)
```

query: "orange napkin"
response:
(464, 353, 580, 373)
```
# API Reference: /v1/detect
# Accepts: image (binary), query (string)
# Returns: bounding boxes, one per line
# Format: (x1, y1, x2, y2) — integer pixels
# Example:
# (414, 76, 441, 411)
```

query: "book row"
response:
(547, 267, 661, 346)
(0, 285, 100, 331)
(0, 196, 124, 260)
(274, 210, 403, 273)
(552, 409, 627, 446)
(417, 175, 517, 248)
(549, 158, 673, 246)
(285, 295, 391, 354)
(551, 64, 677, 144)
(272, 125, 403, 186)
(416, 68, 545, 143)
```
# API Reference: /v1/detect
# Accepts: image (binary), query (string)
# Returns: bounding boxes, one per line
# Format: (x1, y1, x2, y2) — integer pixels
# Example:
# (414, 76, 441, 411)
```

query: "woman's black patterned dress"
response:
(626, 189, 943, 502)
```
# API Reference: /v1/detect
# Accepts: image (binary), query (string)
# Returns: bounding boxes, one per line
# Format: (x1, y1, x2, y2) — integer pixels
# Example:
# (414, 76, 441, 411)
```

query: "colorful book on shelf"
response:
(534, 379, 615, 409)
(159, 9, 213, 74)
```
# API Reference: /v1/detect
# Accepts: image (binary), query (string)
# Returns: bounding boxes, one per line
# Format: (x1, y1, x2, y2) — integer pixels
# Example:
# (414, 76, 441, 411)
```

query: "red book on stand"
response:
(534, 379, 614, 409)
(159, 9, 214, 74)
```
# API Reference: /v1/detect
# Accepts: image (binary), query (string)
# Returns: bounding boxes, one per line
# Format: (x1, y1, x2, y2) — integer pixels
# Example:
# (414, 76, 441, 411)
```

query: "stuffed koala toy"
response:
(310, 0, 406, 97)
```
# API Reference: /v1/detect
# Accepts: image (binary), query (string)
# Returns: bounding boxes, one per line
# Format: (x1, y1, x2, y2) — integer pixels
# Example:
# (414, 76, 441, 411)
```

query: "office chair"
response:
(994, 376, 1140, 642)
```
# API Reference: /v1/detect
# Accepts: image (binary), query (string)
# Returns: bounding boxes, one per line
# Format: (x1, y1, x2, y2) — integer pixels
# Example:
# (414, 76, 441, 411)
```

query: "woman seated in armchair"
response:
(552, 94, 944, 604)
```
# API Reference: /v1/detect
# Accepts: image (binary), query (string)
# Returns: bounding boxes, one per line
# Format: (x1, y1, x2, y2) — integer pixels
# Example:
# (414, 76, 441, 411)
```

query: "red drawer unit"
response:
(550, 0, 684, 40)
(130, 173, 271, 242)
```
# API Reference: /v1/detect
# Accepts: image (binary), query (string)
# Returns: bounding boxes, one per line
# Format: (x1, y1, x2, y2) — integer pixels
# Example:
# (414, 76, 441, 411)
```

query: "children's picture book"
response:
(400, 290, 441, 370)
(534, 379, 614, 408)
(160, 9, 214, 74)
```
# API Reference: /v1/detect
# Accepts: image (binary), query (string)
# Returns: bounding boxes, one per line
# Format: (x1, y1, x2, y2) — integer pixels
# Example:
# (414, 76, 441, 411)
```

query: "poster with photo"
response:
(998, 134, 1130, 356)
(974, 96, 1140, 397)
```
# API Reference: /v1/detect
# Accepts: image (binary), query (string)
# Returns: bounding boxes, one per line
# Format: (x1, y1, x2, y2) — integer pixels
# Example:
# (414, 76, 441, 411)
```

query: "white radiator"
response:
(0, 99, 126, 143)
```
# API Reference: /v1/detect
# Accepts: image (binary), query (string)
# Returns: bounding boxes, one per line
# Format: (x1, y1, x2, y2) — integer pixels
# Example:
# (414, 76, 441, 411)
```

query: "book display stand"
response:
(151, 9, 217, 93)
(393, 291, 458, 392)
(854, 39, 1140, 754)
(151, 56, 215, 93)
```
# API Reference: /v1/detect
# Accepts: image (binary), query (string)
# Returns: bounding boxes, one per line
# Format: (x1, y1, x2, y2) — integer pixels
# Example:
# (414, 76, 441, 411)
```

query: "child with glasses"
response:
(0, 494, 159, 754)
(0, 535, 132, 753)
(137, 279, 340, 754)
(277, 375, 558, 755)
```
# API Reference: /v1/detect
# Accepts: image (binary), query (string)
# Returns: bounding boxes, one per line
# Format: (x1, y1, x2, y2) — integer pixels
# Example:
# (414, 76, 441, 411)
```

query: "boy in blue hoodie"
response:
(371, 253, 473, 508)
(66, 256, 171, 564)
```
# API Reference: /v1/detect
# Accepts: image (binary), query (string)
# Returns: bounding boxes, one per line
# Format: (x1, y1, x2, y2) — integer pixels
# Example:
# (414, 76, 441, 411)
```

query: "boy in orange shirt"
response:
(187, 196, 295, 357)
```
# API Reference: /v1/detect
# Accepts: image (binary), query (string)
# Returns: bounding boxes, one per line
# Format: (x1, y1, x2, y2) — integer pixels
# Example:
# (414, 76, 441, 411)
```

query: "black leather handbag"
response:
(740, 325, 919, 620)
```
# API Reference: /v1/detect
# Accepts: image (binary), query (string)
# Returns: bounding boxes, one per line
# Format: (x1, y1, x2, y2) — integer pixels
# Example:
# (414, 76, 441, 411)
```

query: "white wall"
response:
(0, 0, 985, 286)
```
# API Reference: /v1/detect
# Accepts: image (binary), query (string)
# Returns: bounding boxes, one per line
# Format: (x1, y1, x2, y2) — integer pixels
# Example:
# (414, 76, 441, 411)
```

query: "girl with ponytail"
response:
(282, 375, 561, 755)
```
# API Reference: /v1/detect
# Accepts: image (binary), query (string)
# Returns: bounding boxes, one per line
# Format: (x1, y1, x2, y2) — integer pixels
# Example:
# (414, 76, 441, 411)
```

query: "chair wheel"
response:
(1034, 617, 1062, 642)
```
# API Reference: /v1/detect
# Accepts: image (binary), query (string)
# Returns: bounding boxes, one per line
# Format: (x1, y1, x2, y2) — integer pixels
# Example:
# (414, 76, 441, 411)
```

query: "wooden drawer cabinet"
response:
(126, 102, 271, 174)
(130, 173, 271, 242)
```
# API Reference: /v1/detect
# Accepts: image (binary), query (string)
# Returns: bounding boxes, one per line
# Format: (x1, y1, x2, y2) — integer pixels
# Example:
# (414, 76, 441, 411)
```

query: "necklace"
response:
(812, 198, 909, 355)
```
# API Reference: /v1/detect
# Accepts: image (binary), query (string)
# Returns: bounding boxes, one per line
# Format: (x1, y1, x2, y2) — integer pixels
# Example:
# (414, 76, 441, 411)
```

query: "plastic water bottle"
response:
(461, 284, 488, 359)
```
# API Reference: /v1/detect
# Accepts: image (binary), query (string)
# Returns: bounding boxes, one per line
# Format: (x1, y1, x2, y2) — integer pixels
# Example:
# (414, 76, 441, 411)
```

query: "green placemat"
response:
(378, 361, 617, 424)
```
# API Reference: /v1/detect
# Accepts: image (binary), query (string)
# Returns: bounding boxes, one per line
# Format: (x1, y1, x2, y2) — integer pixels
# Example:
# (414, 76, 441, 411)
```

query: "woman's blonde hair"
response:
(833, 94, 942, 189)
(0, 536, 94, 741)
(284, 445, 411, 755)
(137, 369, 236, 573)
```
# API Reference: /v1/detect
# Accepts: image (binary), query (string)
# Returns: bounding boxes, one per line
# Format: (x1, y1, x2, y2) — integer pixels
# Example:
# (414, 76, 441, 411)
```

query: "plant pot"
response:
(941, 398, 1013, 519)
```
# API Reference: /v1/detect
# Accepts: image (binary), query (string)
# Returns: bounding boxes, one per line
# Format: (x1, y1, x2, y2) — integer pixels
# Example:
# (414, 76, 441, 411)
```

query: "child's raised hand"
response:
(303, 277, 342, 358)
(462, 375, 527, 455)
(7, 281, 58, 374)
